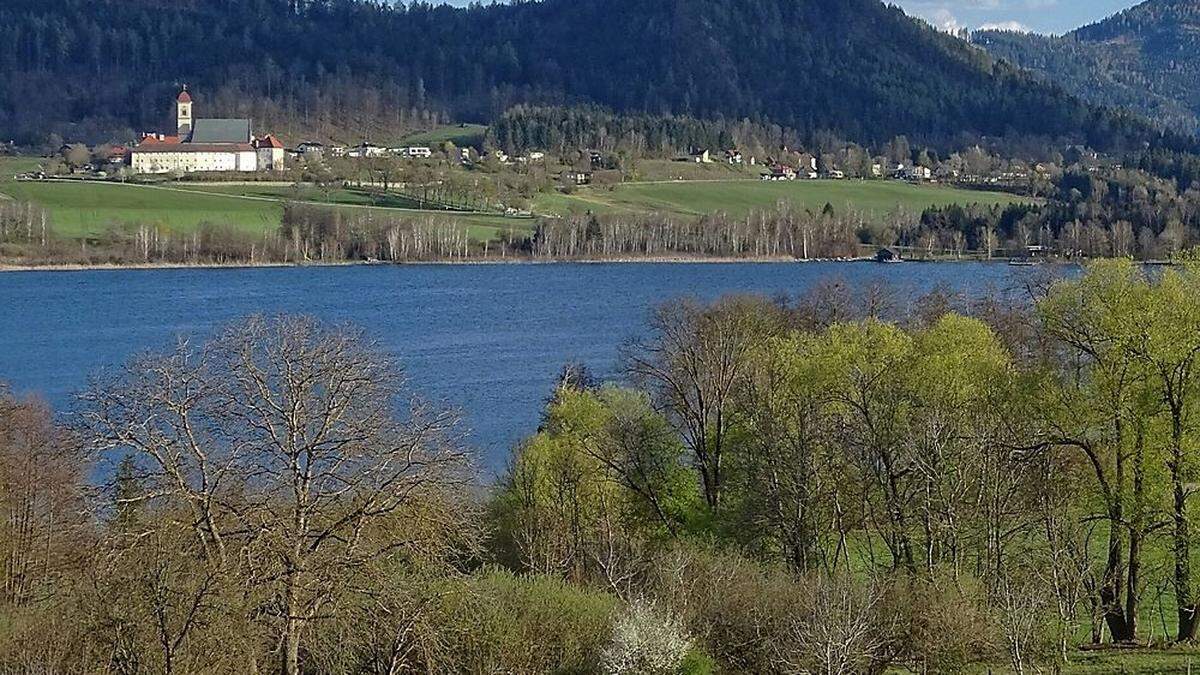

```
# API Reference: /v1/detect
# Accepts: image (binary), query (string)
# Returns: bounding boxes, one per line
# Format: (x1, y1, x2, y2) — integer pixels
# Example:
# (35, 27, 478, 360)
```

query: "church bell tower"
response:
(176, 85, 193, 137)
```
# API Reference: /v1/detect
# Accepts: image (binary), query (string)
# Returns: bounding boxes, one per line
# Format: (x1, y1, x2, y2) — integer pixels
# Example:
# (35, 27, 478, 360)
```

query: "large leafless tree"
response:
(81, 315, 471, 675)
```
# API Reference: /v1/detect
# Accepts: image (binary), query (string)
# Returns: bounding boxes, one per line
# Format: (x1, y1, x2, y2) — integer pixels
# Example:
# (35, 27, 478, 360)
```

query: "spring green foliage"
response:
(494, 386, 700, 580)
(487, 256, 1200, 670)
(22, 263, 1200, 671)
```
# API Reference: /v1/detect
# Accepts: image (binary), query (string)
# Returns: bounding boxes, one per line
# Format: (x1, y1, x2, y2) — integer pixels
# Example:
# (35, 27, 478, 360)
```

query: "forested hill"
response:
(0, 0, 1179, 152)
(975, 0, 1200, 135)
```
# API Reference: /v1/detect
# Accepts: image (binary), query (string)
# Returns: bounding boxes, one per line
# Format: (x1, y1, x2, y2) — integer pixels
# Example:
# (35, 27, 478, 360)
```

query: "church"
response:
(130, 88, 284, 174)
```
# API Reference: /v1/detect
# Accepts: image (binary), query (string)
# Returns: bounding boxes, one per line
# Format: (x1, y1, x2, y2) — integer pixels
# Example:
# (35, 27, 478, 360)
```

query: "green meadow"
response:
(0, 156, 44, 179)
(0, 156, 1027, 244)
(174, 183, 529, 241)
(0, 159, 529, 240)
(535, 179, 1028, 220)
(0, 180, 281, 237)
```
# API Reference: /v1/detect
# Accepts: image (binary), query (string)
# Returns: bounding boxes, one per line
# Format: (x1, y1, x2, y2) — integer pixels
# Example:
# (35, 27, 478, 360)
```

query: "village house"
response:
(896, 164, 932, 181)
(402, 146, 433, 159)
(799, 154, 818, 178)
(254, 135, 285, 172)
(761, 164, 797, 181)
(725, 149, 744, 165)
(296, 141, 325, 158)
(130, 87, 264, 174)
(562, 170, 592, 185)
(348, 142, 387, 158)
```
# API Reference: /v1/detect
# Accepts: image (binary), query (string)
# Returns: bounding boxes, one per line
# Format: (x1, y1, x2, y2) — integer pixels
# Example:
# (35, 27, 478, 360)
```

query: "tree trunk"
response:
(1173, 411, 1196, 643)
(1176, 479, 1196, 642)
(1125, 534, 1141, 642)
(283, 568, 302, 675)
(1101, 503, 1133, 642)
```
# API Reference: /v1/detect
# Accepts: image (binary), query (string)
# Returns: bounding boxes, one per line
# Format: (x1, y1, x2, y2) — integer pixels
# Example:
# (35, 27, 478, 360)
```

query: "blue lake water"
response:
(0, 262, 1040, 470)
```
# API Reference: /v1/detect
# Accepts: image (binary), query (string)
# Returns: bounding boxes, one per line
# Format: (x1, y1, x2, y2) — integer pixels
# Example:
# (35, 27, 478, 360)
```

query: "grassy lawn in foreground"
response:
(535, 179, 1029, 220)
(177, 183, 498, 214)
(1061, 647, 1200, 674)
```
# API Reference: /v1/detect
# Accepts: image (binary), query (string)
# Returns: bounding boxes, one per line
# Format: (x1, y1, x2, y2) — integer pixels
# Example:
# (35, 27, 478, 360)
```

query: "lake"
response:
(0, 262, 1042, 470)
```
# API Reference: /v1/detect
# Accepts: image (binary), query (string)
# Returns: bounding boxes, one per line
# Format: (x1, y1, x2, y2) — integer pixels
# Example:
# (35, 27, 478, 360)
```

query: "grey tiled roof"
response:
(189, 119, 252, 144)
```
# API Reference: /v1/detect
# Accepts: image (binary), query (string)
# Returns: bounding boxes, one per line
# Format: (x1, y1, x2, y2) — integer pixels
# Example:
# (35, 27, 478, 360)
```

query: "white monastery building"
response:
(130, 87, 284, 174)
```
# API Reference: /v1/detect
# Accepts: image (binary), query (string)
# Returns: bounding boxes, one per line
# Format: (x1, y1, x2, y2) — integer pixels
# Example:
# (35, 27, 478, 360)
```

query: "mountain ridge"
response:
(976, 0, 1200, 134)
(0, 0, 1180, 154)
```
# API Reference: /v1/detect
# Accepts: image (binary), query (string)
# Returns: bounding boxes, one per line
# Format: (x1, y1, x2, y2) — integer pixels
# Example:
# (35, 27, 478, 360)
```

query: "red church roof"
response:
(255, 134, 284, 149)
(177, 88, 192, 103)
(138, 134, 182, 146)
(134, 143, 255, 154)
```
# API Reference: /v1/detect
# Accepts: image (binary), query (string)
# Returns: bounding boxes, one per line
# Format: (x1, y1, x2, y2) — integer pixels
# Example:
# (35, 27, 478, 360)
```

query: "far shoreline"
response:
(0, 255, 1052, 273)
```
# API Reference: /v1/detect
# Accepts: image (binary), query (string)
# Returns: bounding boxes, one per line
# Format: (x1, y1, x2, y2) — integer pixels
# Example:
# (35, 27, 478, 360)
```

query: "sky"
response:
(891, 0, 1143, 34)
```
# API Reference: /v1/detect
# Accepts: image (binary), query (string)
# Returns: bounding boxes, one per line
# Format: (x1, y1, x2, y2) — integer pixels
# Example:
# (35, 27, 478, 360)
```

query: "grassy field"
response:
(1061, 647, 1200, 674)
(0, 181, 282, 237)
(174, 183, 528, 239)
(176, 183, 497, 214)
(535, 179, 1028, 220)
(0, 178, 531, 241)
(1, 152, 1029, 245)
(632, 159, 762, 182)
(0, 156, 45, 182)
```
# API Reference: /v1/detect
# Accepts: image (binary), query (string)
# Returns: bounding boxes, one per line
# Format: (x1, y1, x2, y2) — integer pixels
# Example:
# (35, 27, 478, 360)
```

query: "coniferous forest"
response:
(0, 0, 1188, 154)
(976, 0, 1200, 135)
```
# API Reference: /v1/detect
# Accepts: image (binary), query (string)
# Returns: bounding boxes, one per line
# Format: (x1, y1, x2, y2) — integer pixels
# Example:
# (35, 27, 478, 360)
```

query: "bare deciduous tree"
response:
(0, 386, 86, 607)
(82, 315, 471, 675)
(624, 297, 783, 511)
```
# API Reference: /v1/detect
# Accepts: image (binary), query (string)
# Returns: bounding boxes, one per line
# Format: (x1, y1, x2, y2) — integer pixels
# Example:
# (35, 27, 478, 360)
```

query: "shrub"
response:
(443, 568, 618, 673)
(889, 574, 996, 673)
(602, 598, 694, 674)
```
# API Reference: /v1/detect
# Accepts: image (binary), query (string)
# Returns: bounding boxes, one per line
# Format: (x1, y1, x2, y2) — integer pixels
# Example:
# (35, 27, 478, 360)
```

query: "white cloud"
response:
(929, 8, 964, 32)
(978, 20, 1031, 32)
(893, 0, 1116, 34)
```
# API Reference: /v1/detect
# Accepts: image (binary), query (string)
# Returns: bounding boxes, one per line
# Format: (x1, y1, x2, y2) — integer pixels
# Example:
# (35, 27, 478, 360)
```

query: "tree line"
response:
(10, 262, 1200, 671)
(10, 156, 1200, 266)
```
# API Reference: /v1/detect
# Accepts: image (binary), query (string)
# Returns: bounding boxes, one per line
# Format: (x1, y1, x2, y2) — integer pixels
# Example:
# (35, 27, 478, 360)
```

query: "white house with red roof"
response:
(254, 134, 285, 172)
(130, 87, 278, 175)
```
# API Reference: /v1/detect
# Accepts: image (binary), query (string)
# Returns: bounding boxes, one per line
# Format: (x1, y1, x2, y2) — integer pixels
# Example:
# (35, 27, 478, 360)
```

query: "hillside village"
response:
(15, 87, 1066, 207)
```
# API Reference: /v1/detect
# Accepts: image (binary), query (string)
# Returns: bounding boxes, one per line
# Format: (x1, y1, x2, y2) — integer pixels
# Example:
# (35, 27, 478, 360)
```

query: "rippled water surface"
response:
(0, 262, 1042, 468)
